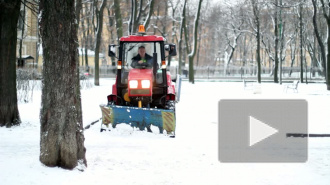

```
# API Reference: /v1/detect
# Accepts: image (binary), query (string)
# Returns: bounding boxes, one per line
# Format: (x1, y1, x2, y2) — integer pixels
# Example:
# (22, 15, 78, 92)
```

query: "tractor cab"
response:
(108, 30, 177, 108)
(100, 25, 180, 136)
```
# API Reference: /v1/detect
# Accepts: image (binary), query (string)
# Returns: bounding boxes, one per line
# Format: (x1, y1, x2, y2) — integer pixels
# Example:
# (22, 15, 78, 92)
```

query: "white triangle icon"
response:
(249, 116, 278, 147)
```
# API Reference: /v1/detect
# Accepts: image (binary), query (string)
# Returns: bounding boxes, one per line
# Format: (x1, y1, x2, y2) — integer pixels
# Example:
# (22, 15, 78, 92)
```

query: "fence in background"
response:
(21, 65, 325, 82)
(86, 65, 325, 82)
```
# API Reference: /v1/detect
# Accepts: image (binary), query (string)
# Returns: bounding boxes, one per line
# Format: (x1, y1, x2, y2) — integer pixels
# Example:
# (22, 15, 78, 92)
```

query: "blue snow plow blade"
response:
(100, 104, 175, 133)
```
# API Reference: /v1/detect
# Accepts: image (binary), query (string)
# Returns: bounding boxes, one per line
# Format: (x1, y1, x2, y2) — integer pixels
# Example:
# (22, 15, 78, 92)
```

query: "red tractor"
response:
(100, 25, 181, 137)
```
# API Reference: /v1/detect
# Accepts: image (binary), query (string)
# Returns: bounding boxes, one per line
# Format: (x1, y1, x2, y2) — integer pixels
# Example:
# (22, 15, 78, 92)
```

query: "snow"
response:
(1, 79, 330, 185)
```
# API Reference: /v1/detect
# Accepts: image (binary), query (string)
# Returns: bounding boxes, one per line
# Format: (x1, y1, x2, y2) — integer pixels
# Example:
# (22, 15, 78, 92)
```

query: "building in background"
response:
(16, 1, 39, 69)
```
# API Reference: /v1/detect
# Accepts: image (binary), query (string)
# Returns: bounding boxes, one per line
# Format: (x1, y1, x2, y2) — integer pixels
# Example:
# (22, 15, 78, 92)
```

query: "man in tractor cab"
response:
(131, 45, 153, 68)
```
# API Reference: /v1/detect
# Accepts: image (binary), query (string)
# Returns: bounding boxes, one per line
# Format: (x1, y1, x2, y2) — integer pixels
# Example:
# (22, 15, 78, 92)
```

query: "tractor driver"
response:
(131, 45, 153, 68)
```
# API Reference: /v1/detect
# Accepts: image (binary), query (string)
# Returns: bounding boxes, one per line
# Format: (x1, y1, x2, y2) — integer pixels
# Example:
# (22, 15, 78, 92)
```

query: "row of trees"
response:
(76, 0, 330, 87)
(1, 0, 330, 169)
(77, 0, 203, 84)
(245, 0, 330, 85)
(207, 0, 330, 86)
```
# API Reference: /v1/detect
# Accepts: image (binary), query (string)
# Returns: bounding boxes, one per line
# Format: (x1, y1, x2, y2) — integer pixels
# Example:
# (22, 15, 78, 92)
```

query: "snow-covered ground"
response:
(1, 79, 330, 185)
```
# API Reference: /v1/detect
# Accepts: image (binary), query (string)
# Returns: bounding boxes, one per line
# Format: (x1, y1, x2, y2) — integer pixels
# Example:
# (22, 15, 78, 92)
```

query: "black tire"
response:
(165, 100, 175, 111)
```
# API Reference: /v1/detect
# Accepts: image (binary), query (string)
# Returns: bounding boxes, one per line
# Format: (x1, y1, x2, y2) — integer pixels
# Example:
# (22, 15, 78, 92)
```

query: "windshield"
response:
(121, 42, 161, 70)
(120, 42, 162, 84)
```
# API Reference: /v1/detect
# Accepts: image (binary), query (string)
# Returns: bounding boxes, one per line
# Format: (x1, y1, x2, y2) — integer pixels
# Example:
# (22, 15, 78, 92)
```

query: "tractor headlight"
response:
(129, 80, 138, 89)
(141, 80, 151, 89)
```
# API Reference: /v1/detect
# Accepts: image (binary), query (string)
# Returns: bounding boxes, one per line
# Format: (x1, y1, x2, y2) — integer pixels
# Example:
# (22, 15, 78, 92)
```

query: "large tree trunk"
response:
(0, 1, 21, 127)
(39, 0, 87, 169)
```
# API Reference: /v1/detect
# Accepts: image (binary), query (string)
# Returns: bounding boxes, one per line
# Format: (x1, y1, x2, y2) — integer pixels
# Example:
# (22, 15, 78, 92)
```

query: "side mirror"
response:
(108, 44, 117, 57)
(168, 44, 177, 56)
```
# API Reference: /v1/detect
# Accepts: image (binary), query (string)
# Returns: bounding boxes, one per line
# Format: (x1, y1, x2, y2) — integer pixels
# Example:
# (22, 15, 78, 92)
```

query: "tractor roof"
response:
(120, 35, 165, 42)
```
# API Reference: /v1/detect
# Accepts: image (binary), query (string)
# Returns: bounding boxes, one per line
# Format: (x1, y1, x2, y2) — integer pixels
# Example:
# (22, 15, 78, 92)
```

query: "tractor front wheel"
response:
(165, 100, 175, 111)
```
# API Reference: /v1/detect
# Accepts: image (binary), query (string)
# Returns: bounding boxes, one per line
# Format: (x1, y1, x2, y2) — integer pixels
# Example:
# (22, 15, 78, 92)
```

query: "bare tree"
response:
(178, 0, 187, 76)
(105, 2, 116, 67)
(187, 0, 203, 83)
(222, 6, 244, 75)
(128, 0, 155, 34)
(81, 2, 93, 68)
(274, 0, 280, 83)
(93, 0, 107, 86)
(114, 0, 123, 40)
(251, 0, 262, 83)
(39, 0, 87, 169)
(167, 0, 180, 67)
(18, 0, 27, 66)
(297, 2, 304, 82)
(76, 0, 82, 26)
(143, 0, 155, 30)
(319, 0, 330, 89)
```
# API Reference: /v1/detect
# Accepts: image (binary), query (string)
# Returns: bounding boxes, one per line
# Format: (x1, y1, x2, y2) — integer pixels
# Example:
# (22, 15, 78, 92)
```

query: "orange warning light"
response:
(138, 25, 146, 33)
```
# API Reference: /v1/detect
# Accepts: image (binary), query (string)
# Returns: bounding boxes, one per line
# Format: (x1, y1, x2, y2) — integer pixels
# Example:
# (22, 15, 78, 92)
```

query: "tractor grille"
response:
(130, 89, 150, 95)
(152, 88, 163, 94)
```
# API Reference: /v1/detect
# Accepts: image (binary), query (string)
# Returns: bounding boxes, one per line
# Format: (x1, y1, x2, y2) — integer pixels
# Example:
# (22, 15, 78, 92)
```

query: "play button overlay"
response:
(249, 116, 278, 147)
(218, 99, 308, 163)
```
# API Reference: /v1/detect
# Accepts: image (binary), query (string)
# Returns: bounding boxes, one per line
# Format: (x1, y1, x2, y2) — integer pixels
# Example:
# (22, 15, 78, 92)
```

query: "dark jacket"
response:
(131, 53, 153, 68)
